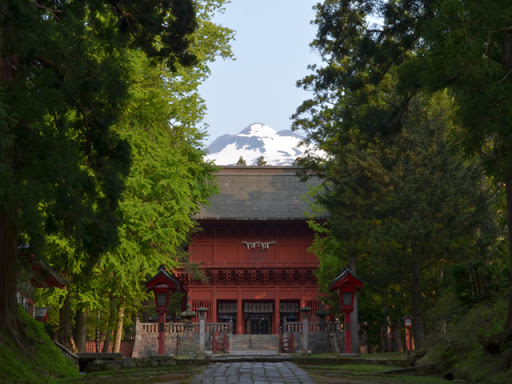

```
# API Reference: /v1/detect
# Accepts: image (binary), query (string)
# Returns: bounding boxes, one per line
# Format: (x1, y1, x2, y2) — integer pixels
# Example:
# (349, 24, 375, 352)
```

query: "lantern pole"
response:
(158, 308, 166, 354)
(344, 307, 352, 354)
(402, 315, 414, 358)
(329, 268, 364, 355)
(145, 265, 180, 356)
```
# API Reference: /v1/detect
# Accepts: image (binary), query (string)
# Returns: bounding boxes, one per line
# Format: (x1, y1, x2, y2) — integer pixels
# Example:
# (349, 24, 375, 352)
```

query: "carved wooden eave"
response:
(176, 267, 317, 287)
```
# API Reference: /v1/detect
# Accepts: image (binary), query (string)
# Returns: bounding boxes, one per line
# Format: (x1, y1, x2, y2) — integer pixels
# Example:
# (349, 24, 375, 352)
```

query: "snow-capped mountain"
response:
(205, 123, 321, 166)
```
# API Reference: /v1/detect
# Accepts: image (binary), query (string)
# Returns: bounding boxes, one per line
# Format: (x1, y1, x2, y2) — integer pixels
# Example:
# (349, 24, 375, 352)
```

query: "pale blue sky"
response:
(199, 1, 322, 145)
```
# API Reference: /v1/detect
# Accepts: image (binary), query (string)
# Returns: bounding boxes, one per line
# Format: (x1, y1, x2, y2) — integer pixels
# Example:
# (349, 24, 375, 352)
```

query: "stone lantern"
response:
(316, 307, 330, 332)
(314, 306, 331, 354)
(179, 303, 197, 355)
(180, 303, 196, 329)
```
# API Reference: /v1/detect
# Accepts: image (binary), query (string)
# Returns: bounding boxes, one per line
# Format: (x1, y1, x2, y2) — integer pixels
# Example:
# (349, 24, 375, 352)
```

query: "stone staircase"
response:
(229, 334, 279, 355)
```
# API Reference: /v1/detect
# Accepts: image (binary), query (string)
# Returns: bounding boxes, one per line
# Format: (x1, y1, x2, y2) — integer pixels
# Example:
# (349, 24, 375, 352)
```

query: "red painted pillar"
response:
(274, 297, 280, 334)
(237, 290, 243, 334)
(344, 312, 351, 354)
(212, 296, 217, 323)
(158, 312, 166, 354)
(405, 328, 411, 352)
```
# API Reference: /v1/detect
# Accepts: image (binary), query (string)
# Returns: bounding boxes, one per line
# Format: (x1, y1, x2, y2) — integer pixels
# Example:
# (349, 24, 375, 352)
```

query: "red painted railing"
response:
(212, 332, 229, 353)
(279, 332, 294, 353)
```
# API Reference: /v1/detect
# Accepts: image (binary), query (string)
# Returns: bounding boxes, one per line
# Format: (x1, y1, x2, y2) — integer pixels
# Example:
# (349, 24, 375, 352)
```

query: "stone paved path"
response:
(189, 361, 316, 384)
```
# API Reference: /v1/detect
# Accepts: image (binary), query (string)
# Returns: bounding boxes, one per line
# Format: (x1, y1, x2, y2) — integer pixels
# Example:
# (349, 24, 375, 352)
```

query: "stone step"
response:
(230, 334, 279, 351)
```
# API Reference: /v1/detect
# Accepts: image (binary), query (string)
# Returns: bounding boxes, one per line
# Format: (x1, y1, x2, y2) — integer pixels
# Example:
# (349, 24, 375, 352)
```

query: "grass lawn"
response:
(300, 363, 450, 384)
(301, 362, 447, 384)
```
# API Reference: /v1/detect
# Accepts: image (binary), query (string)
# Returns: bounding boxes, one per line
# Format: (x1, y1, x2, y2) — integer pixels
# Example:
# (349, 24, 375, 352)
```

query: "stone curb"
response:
(83, 354, 411, 373)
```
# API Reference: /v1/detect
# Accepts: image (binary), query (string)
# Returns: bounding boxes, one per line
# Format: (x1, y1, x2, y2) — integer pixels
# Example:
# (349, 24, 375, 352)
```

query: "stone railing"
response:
(284, 321, 343, 333)
(133, 319, 232, 357)
(283, 321, 344, 355)
(137, 321, 232, 335)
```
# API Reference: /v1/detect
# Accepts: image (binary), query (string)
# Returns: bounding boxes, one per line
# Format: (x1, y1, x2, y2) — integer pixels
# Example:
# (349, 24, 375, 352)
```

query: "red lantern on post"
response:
(330, 268, 364, 354)
(402, 315, 414, 355)
(145, 265, 180, 355)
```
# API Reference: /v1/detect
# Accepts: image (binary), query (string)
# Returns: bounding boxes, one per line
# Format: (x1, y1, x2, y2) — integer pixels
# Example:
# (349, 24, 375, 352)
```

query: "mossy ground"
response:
(56, 366, 202, 384)
(298, 355, 449, 384)
(0, 307, 79, 384)
(419, 297, 512, 384)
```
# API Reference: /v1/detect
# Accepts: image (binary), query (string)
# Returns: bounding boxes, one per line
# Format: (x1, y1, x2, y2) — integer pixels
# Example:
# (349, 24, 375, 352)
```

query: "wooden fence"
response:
(84, 341, 134, 357)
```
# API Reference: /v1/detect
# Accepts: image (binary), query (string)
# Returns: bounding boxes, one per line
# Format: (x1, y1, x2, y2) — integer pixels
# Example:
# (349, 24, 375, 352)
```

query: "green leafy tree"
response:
(295, 0, 512, 344)
(295, 32, 492, 346)
(36, 0, 233, 352)
(399, 0, 512, 330)
(0, 0, 197, 341)
(305, 93, 490, 348)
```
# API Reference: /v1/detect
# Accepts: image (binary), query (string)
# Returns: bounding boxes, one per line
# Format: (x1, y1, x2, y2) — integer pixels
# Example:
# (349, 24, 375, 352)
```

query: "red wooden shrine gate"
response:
(177, 167, 324, 335)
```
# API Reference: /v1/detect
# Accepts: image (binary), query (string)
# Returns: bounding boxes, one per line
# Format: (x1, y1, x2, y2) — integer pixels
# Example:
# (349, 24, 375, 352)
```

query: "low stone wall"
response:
(78, 352, 123, 372)
(86, 355, 176, 373)
(133, 332, 184, 357)
(289, 331, 342, 354)
(132, 320, 201, 358)
(132, 320, 231, 357)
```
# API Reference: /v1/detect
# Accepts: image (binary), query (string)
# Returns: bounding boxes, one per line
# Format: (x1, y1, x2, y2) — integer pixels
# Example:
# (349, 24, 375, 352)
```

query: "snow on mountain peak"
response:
(205, 123, 323, 166)
(239, 123, 277, 138)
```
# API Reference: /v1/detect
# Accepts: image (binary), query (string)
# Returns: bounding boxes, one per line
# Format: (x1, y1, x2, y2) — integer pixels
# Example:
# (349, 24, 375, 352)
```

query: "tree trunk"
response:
(348, 254, 360, 352)
(74, 307, 88, 352)
(350, 295, 360, 353)
(0, 212, 22, 342)
(393, 320, 403, 352)
(411, 253, 425, 348)
(0, 8, 22, 343)
(113, 304, 125, 353)
(102, 299, 117, 353)
(505, 179, 512, 329)
(58, 292, 77, 352)
(379, 326, 385, 352)
(385, 316, 393, 352)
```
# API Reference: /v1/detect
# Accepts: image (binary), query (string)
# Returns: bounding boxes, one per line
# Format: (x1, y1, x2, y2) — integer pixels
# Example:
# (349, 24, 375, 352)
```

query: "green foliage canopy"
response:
(293, 0, 510, 344)
(34, 0, 233, 345)
(0, 0, 198, 336)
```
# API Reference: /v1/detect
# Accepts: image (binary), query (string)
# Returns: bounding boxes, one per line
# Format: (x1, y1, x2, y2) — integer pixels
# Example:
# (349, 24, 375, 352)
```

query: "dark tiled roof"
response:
(194, 166, 324, 220)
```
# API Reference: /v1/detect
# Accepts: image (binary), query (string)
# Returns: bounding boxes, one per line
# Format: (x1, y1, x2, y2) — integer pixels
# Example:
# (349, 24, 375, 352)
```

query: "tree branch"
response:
(498, 67, 512, 84)
(33, 2, 62, 22)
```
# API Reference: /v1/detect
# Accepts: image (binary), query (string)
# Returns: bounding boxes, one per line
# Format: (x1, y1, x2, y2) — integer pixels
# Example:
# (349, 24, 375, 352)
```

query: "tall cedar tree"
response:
(303, 91, 488, 347)
(0, 0, 196, 342)
(295, 0, 512, 332)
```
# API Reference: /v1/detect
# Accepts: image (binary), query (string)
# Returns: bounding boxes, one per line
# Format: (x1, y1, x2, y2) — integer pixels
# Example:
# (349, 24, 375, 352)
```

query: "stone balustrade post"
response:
(302, 317, 308, 355)
(199, 318, 205, 354)
(300, 306, 311, 356)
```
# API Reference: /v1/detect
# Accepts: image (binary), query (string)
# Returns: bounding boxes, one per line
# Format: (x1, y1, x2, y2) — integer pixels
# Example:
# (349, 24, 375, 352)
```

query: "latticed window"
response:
(306, 299, 321, 322)
(191, 300, 212, 322)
